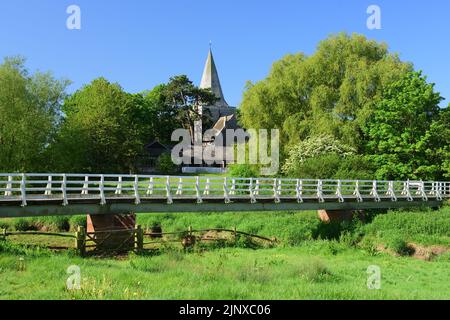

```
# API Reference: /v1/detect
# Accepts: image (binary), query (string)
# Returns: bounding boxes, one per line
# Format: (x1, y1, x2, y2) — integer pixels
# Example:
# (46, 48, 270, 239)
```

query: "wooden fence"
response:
(0, 226, 275, 256)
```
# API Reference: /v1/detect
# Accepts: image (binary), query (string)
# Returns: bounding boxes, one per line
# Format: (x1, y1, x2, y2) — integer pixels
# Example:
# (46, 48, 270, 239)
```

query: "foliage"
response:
(13, 219, 35, 232)
(0, 57, 70, 172)
(228, 164, 259, 178)
(155, 153, 179, 175)
(36, 216, 71, 232)
(69, 216, 87, 230)
(282, 135, 355, 177)
(142, 84, 180, 144)
(48, 78, 149, 173)
(364, 71, 445, 180)
(239, 33, 412, 159)
(282, 135, 375, 179)
(162, 75, 217, 136)
(284, 135, 356, 166)
(387, 237, 413, 256)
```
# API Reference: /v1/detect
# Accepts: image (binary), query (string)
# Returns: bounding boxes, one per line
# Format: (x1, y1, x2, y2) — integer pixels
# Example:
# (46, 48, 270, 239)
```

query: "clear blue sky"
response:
(0, 0, 449, 106)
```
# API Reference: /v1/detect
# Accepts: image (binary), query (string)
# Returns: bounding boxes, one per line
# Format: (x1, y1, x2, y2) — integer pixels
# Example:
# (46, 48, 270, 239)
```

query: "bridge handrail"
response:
(0, 173, 448, 207)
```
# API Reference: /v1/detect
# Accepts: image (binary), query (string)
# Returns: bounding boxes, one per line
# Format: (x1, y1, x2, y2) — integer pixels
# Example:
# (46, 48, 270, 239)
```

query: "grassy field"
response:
(0, 207, 449, 300)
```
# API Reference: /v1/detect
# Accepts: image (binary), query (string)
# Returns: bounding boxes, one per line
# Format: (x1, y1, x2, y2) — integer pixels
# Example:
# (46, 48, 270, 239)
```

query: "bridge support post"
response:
(87, 214, 136, 251)
(318, 210, 362, 223)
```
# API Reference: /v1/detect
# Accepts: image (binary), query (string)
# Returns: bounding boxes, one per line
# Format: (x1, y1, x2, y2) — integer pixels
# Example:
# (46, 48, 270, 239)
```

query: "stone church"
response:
(141, 48, 239, 174)
(184, 48, 240, 173)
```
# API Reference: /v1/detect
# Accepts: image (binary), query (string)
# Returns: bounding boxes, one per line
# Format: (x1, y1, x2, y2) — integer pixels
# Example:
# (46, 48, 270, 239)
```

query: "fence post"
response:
(135, 225, 144, 252)
(188, 225, 193, 237)
(75, 226, 86, 257)
(1, 228, 6, 241)
(233, 226, 237, 243)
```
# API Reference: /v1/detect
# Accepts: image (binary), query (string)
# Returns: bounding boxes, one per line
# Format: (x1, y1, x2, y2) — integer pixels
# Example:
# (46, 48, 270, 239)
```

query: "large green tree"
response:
(365, 71, 446, 180)
(0, 57, 69, 172)
(239, 33, 412, 159)
(49, 78, 147, 173)
(162, 75, 217, 138)
(142, 84, 180, 144)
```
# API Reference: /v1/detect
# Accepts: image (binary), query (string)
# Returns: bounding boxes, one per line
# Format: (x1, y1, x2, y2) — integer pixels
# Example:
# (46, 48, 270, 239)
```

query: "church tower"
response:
(199, 47, 235, 124)
(200, 48, 229, 107)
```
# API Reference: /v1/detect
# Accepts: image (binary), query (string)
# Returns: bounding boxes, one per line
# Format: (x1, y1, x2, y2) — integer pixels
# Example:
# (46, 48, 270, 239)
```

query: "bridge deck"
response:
(0, 173, 448, 217)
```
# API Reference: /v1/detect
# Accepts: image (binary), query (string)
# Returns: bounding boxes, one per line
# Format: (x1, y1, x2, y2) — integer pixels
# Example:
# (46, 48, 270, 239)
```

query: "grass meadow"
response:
(0, 207, 449, 300)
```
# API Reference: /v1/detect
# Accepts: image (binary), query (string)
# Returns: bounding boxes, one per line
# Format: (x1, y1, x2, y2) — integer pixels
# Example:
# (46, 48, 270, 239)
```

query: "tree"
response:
(142, 84, 180, 144)
(162, 75, 217, 139)
(0, 56, 69, 172)
(239, 33, 412, 159)
(428, 107, 450, 178)
(364, 71, 445, 180)
(49, 78, 147, 173)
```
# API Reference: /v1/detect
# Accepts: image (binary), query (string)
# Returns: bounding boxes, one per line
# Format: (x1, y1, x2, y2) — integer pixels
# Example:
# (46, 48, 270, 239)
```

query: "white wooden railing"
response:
(0, 173, 449, 207)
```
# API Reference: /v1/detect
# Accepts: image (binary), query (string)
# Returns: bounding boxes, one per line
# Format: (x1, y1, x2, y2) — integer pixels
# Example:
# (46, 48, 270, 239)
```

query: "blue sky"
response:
(0, 0, 449, 106)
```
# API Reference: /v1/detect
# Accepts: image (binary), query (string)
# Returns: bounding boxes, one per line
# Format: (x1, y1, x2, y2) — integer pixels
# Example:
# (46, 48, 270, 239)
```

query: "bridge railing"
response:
(0, 173, 449, 207)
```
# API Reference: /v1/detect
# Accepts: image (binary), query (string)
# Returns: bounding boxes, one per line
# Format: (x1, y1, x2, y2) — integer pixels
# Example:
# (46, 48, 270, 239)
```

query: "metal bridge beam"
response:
(0, 200, 442, 218)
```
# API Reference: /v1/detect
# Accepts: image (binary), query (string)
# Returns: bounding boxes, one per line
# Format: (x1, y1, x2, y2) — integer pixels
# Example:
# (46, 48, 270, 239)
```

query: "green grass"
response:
(0, 243, 448, 299)
(362, 207, 450, 246)
(0, 207, 449, 300)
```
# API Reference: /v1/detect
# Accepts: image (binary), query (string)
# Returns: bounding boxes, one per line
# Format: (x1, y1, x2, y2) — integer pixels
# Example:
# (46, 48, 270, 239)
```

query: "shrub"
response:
(13, 219, 34, 231)
(70, 215, 87, 230)
(235, 234, 260, 249)
(156, 153, 179, 175)
(388, 237, 414, 256)
(228, 164, 259, 178)
(0, 220, 10, 230)
(36, 216, 71, 232)
(333, 155, 375, 180)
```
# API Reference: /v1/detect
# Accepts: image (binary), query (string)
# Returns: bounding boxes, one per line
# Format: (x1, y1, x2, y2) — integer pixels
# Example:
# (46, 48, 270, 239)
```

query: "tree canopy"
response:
(239, 33, 412, 158)
(49, 78, 147, 173)
(364, 71, 447, 180)
(0, 57, 70, 172)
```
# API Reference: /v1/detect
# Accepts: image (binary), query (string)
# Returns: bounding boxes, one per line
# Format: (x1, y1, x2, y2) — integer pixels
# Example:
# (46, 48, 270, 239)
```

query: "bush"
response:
(13, 219, 34, 231)
(283, 153, 375, 180)
(228, 164, 259, 178)
(156, 153, 179, 175)
(69, 215, 87, 230)
(0, 220, 10, 230)
(388, 237, 414, 256)
(35, 216, 70, 232)
(333, 155, 375, 180)
(235, 234, 260, 249)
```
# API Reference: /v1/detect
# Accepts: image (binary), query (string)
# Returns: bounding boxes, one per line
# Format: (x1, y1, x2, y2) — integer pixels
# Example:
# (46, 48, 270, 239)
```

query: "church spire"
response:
(200, 47, 229, 107)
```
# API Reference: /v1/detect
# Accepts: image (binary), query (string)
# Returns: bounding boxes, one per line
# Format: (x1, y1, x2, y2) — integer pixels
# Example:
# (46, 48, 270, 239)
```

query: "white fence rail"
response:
(0, 174, 449, 207)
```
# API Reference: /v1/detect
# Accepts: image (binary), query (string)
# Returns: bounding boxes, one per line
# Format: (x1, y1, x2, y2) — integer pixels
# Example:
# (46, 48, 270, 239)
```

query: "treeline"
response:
(0, 56, 215, 173)
(240, 33, 450, 181)
(2, 33, 450, 181)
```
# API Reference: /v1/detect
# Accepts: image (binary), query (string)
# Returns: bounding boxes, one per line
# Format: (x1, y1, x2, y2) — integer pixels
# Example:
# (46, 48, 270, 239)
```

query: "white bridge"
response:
(0, 173, 448, 217)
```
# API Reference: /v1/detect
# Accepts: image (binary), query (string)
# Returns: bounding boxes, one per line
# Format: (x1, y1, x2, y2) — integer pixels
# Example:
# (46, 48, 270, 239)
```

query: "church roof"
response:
(200, 48, 229, 107)
(203, 114, 239, 143)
